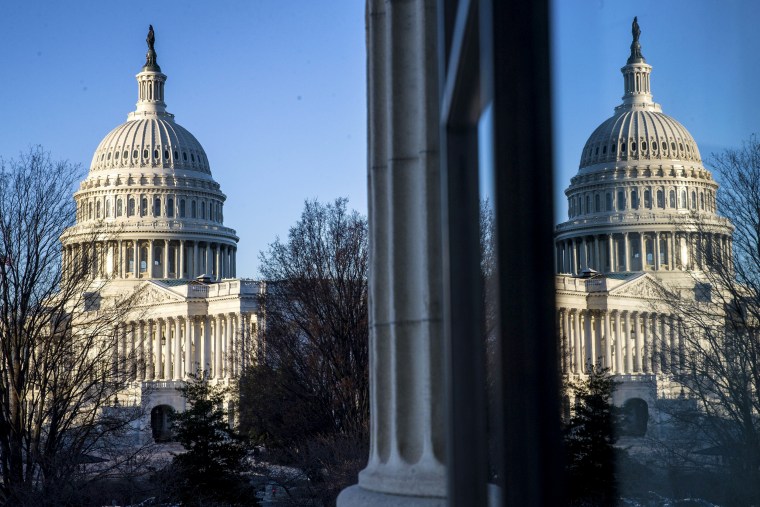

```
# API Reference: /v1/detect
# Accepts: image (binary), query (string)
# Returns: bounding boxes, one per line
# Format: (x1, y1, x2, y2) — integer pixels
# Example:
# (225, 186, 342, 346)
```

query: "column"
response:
(623, 232, 630, 271)
(642, 313, 651, 373)
(164, 239, 170, 278)
(205, 244, 212, 276)
(603, 311, 612, 369)
(130, 322, 137, 379)
(179, 240, 185, 279)
(118, 240, 124, 278)
(580, 237, 588, 269)
(137, 321, 145, 381)
(607, 235, 614, 272)
(632, 312, 640, 372)
(560, 310, 569, 374)
(148, 239, 155, 278)
(660, 315, 668, 373)
(583, 311, 593, 370)
(146, 320, 154, 380)
(639, 232, 646, 270)
(133, 241, 139, 278)
(174, 317, 182, 380)
(592, 236, 599, 271)
(232, 248, 236, 277)
(226, 313, 235, 376)
(203, 316, 212, 371)
(193, 242, 199, 278)
(669, 315, 677, 374)
(614, 311, 623, 374)
(215, 316, 224, 377)
(185, 317, 193, 376)
(654, 232, 661, 270)
(573, 310, 582, 374)
(651, 314, 659, 374)
(215, 245, 222, 281)
(571, 240, 577, 275)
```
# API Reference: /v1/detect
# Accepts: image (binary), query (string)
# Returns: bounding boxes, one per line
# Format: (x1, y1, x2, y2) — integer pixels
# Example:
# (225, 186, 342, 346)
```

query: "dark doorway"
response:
(620, 398, 648, 437)
(151, 404, 175, 442)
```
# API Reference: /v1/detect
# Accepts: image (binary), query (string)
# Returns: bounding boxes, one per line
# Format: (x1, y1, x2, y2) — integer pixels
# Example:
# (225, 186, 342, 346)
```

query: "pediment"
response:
(132, 281, 187, 305)
(608, 273, 666, 300)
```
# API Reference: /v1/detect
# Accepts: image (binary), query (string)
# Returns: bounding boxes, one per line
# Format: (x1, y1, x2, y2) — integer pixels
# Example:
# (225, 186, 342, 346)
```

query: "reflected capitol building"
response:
(60, 27, 262, 440)
(554, 18, 733, 434)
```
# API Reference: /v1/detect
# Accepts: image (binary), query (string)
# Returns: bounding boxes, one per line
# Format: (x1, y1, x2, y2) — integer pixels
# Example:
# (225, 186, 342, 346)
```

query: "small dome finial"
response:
(143, 24, 161, 72)
(627, 16, 645, 64)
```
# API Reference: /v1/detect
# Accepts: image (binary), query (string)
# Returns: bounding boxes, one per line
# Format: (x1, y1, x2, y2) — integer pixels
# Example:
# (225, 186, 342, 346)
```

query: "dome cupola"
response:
(61, 26, 239, 282)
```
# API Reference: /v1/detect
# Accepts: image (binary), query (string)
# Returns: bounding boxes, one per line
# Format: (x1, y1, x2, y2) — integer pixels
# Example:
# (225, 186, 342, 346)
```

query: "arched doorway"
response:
(620, 398, 648, 437)
(151, 405, 175, 442)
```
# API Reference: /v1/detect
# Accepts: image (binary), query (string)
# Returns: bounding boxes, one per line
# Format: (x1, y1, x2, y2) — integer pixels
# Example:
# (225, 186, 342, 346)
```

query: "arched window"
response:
(96, 201, 102, 219)
(691, 191, 697, 210)
(210, 202, 215, 221)
(680, 189, 687, 208)
(669, 190, 676, 208)
(585, 195, 590, 214)
(700, 192, 705, 210)
(605, 193, 612, 211)
(201, 201, 207, 219)
(127, 246, 135, 273)
(594, 194, 600, 212)
(631, 189, 639, 209)
(656, 189, 664, 208)
(154, 197, 161, 217)
(644, 189, 651, 209)
(167, 198, 174, 218)
(180, 199, 186, 218)
(141, 197, 148, 217)
(128, 197, 135, 217)
(116, 198, 123, 217)
(191, 201, 197, 218)
(88, 201, 93, 219)
(616, 190, 626, 211)
(106, 199, 112, 218)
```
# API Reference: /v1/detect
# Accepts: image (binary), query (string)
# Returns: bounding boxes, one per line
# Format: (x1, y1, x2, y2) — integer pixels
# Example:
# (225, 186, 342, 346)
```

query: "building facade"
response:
(59, 28, 262, 438)
(554, 20, 734, 421)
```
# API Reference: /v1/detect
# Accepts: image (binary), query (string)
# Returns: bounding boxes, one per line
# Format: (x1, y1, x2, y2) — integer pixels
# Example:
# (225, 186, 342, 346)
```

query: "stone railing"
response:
(555, 212, 732, 232)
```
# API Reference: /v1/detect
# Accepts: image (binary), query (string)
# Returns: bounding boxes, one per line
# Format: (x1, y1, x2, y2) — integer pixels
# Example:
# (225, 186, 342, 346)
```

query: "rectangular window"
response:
(154, 198, 161, 217)
(617, 190, 626, 211)
(606, 193, 612, 211)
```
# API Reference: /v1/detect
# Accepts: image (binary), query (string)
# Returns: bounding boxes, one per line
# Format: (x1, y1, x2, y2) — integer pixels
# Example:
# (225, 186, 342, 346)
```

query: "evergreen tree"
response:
(563, 365, 620, 505)
(169, 371, 256, 506)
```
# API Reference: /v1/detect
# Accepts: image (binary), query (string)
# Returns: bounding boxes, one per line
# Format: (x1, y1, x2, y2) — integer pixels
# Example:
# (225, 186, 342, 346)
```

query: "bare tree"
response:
(0, 148, 145, 505)
(653, 137, 760, 505)
(239, 198, 368, 505)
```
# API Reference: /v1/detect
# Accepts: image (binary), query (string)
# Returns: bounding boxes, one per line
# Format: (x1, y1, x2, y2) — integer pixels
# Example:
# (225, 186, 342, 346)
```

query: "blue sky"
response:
(0, 1, 366, 277)
(552, 1, 760, 223)
(2, 2, 758, 275)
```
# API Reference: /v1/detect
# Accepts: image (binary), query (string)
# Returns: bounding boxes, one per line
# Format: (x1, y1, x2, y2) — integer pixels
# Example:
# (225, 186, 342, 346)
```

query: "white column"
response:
(203, 316, 212, 371)
(584, 311, 593, 370)
(148, 239, 154, 278)
(193, 242, 199, 278)
(632, 312, 640, 372)
(133, 241, 139, 278)
(213, 316, 221, 377)
(594, 236, 600, 271)
(571, 240, 578, 275)
(669, 315, 677, 374)
(643, 313, 651, 373)
(184, 317, 193, 377)
(614, 311, 623, 374)
(603, 311, 612, 369)
(137, 321, 145, 381)
(146, 320, 154, 380)
(607, 235, 614, 272)
(623, 233, 630, 271)
(215, 245, 222, 281)
(205, 244, 212, 276)
(174, 317, 182, 380)
(654, 232, 661, 270)
(179, 240, 185, 279)
(164, 239, 170, 278)
(572, 310, 581, 374)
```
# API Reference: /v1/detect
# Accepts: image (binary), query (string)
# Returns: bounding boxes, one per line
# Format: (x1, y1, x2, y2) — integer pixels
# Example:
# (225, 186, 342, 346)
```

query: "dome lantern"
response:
(620, 17, 656, 111)
(132, 25, 169, 118)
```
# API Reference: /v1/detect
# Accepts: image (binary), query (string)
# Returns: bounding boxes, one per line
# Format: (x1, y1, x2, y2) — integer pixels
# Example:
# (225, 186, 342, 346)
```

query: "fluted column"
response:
(178, 240, 185, 279)
(571, 240, 578, 275)
(639, 233, 646, 270)
(184, 317, 193, 376)
(659, 315, 668, 373)
(669, 315, 677, 374)
(205, 244, 212, 277)
(174, 317, 182, 380)
(226, 313, 235, 376)
(137, 321, 145, 381)
(130, 322, 137, 379)
(133, 241, 139, 277)
(614, 311, 623, 374)
(202, 316, 211, 371)
(572, 310, 582, 373)
(212, 316, 221, 377)
(651, 314, 659, 374)
(560, 310, 569, 374)
(642, 313, 651, 373)
(608, 235, 614, 272)
(654, 232, 661, 270)
(193, 242, 199, 278)
(583, 311, 593, 370)
(623, 233, 630, 271)
(603, 311, 612, 369)
(148, 239, 154, 278)
(164, 239, 170, 278)
(146, 320, 154, 380)
(632, 312, 641, 372)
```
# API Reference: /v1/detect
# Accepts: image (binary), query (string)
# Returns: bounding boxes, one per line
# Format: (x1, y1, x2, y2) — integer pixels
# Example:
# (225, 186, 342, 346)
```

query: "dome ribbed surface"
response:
(89, 117, 210, 174)
(580, 109, 701, 168)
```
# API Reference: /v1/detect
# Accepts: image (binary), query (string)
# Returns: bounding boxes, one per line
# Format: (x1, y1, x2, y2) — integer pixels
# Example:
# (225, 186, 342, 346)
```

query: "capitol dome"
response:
(580, 109, 702, 169)
(90, 117, 211, 176)
(61, 26, 239, 282)
(554, 18, 732, 277)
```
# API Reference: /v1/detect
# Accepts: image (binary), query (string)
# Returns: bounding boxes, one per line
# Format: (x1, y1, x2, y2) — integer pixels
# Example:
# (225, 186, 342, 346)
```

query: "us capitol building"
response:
(59, 27, 262, 439)
(554, 18, 734, 432)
